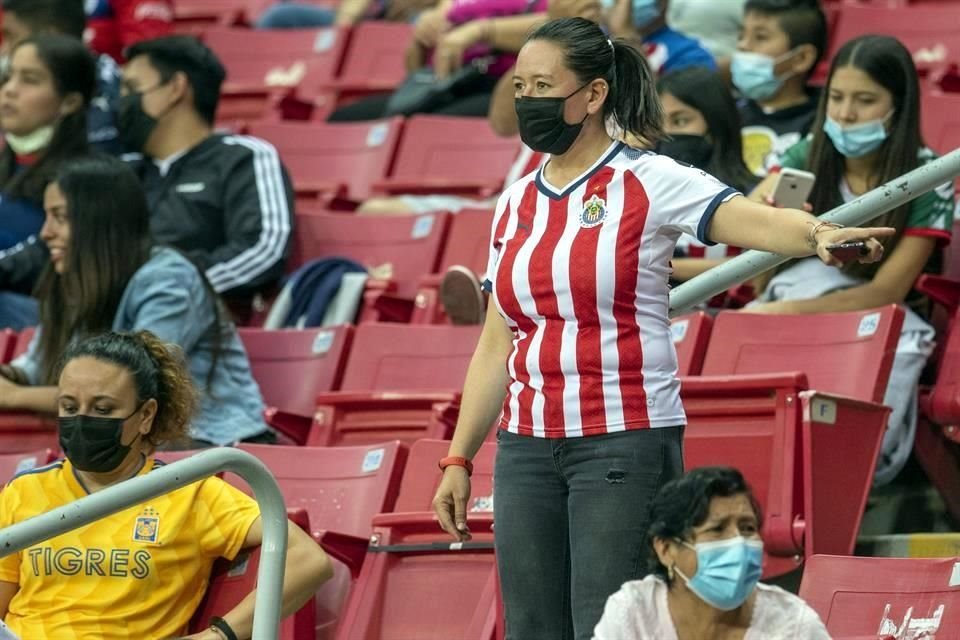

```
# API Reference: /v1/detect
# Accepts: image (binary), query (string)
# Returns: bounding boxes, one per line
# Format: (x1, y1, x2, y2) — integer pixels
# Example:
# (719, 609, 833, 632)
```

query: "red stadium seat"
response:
(0, 328, 57, 453)
(321, 22, 414, 105)
(816, 5, 960, 81)
(204, 27, 349, 122)
(0, 449, 55, 485)
(670, 311, 713, 377)
(798, 555, 960, 638)
(239, 326, 354, 439)
(373, 116, 520, 198)
(410, 208, 494, 324)
(290, 210, 450, 323)
(226, 443, 408, 639)
(335, 439, 499, 640)
(172, 0, 250, 33)
(248, 119, 402, 204)
(0, 328, 15, 362)
(271, 324, 481, 447)
(682, 306, 904, 578)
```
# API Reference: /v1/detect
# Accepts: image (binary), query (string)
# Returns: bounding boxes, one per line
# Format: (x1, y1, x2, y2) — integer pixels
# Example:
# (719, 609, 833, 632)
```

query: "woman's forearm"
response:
(0, 385, 57, 413)
(671, 258, 727, 282)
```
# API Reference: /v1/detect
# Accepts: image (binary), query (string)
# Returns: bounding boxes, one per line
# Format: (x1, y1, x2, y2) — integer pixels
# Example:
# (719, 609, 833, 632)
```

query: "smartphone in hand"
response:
(771, 168, 816, 209)
(827, 242, 869, 262)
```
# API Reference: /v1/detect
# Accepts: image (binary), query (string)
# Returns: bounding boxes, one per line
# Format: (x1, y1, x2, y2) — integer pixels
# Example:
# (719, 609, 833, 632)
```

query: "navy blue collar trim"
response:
(535, 141, 626, 200)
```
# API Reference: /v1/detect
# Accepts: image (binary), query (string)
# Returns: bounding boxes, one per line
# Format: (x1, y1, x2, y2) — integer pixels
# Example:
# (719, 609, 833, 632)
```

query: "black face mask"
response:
(515, 83, 591, 155)
(58, 410, 142, 473)
(117, 92, 160, 154)
(657, 134, 714, 171)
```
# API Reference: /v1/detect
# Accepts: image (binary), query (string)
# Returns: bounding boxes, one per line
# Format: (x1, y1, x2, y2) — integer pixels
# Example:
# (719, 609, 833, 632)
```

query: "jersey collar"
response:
(65, 456, 156, 497)
(535, 140, 624, 200)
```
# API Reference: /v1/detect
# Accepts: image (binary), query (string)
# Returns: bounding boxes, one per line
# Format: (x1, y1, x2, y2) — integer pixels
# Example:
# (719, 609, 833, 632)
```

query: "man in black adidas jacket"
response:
(0, 35, 293, 328)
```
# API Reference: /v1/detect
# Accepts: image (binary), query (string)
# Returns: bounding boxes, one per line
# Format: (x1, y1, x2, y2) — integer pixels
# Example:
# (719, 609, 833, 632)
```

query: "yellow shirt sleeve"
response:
(0, 483, 22, 584)
(194, 478, 261, 561)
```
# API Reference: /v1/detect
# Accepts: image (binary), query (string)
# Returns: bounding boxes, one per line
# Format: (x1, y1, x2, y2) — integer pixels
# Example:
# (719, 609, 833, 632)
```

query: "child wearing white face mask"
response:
(593, 466, 830, 639)
(746, 34, 955, 487)
(733, 0, 826, 175)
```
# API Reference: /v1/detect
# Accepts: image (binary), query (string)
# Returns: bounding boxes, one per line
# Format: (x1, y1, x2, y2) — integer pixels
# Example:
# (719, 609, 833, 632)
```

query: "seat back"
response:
(0, 449, 55, 485)
(701, 306, 904, 403)
(0, 328, 16, 363)
(670, 312, 713, 377)
(335, 22, 414, 92)
(799, 555, 960, 637)
(340, 323, 481, 392)
(11, 326, 35, 360)
(291, 211, 449, 298)
(239, 326, 354, 416)
(436, 208, 495, 275)
(386, 116, 520, 189)
(248, 119, 402, 202)
(392, 439, 496, 513)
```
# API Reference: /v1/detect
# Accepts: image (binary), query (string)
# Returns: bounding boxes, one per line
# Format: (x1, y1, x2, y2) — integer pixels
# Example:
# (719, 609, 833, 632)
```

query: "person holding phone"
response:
(746, 35, 955, 486)
(431, 18, 892, 640)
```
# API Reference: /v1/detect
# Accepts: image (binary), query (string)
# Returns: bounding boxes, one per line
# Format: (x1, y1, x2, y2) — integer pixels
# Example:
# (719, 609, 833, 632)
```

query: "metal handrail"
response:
(0, 448, 288, 639)
(669, 146, 960, 315)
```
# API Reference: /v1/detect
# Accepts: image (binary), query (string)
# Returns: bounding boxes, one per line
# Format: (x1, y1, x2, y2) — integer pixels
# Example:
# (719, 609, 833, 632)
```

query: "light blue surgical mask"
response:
(823, 112, 893, 158)
(674, 536, 764, 611)
(632, 0, 660, 29)
(731, 50, 797, 101)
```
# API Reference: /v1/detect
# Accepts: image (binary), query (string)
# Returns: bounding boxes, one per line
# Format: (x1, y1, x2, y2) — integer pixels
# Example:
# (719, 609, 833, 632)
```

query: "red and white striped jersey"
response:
(484, 141, 738, 438)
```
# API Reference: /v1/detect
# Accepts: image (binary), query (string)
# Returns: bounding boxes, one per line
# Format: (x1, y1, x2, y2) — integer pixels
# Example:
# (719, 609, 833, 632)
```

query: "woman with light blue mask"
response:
(593, 466, 830, 639)
(746, 35, 955, 487)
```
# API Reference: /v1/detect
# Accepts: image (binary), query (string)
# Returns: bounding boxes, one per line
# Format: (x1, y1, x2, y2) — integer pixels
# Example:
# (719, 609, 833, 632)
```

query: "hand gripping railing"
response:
(0, 448, 288, 639)
(670, 147, 960, 315)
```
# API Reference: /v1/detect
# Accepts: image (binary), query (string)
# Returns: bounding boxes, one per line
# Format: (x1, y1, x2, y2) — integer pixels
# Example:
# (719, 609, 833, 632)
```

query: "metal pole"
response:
(0, 448, 288, 640)
(669, 147, 960, 316)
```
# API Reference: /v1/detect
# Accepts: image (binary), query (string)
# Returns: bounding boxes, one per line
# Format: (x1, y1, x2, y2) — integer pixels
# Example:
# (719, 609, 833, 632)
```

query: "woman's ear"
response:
(137, 398, 159, 436)
(59, 92, 84, 117)
(587, 78, 610, 116)
(653, 536, 677, 571)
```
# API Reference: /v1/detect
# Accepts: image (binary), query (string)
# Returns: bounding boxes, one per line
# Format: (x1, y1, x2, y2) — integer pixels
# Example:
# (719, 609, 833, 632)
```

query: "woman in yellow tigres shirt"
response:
(0, 330, 333, 640)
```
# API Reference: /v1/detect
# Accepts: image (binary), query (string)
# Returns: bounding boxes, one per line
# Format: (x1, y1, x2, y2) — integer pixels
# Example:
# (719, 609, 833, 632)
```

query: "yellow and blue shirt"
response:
(0, 457, 260, 639)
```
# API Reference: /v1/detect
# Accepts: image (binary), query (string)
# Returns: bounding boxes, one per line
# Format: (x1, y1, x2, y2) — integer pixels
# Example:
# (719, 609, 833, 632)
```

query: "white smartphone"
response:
(770, 168, 816, 209)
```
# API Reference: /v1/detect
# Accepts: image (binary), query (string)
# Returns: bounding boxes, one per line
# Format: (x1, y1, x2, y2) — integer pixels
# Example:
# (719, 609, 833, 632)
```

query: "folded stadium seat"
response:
(0, 327, 57, 453)
(798, 555, 960, 638)
(409, 208, 494, 324)
(238, 326, 354, 441)
(290, 209, 451, 323)
(289, 21, 416, 120)
(814, 5, 960, 82)
(0, 328, 15, 363)
(670, 311, 713, 377)
(335, 438, 500, 640)
(268, 323, 481, 447)
(215, 442, 408, 639)
(172, 0, 254, 34)
(681, 306, 904, 578)
(247, 118, 403, 207)
(0, 448, 55, 485)
(203, 27, 349, 124)
(373, 116, 521, 199)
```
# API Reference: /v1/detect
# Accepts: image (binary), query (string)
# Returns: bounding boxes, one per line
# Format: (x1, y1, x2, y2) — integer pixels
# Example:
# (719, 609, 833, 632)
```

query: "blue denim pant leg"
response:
(255, 2, 336, 28)
(493, 426, 684, 640)
(0, 292, 38, 330)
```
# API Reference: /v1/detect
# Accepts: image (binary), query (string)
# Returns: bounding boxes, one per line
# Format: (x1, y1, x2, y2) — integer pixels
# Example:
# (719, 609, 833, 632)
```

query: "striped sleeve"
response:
(482, 187, 516, 293)
(202, 136, 294, 293)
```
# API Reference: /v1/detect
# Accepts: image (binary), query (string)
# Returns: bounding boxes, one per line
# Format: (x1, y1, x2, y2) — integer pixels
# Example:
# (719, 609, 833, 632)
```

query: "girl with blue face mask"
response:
(746, 35, 954, 487)
(593, 466, 831, 639)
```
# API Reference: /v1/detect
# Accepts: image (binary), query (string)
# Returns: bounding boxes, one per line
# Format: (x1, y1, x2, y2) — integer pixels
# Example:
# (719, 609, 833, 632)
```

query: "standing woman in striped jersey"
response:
(432, 17, 892, 640)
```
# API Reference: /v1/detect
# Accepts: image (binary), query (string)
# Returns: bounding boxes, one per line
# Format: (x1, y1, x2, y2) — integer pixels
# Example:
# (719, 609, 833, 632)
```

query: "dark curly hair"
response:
(646, 466, 762, 584)
(57, 331, 198, 450)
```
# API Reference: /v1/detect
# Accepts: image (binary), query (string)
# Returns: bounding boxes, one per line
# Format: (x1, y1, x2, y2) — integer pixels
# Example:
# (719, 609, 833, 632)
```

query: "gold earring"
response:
(668, 564, 675, 580)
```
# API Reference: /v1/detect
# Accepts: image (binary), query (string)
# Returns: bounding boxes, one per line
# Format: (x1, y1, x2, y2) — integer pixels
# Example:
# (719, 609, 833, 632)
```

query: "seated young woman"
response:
(0, 155, 275, 449)
(745, 35, 955, 486)
(0, 330, 333, 639)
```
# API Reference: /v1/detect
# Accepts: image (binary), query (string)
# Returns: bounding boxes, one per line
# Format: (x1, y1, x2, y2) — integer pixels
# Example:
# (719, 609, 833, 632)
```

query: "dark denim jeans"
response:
(493, 426, 684, 640)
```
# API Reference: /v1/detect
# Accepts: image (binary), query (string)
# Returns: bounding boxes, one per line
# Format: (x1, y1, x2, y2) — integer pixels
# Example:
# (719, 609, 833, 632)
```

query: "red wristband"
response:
(438, 456, 473, 476)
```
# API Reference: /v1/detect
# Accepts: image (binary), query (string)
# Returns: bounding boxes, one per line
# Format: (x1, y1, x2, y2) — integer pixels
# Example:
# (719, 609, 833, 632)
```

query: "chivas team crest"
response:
(580, 194, 607, 228)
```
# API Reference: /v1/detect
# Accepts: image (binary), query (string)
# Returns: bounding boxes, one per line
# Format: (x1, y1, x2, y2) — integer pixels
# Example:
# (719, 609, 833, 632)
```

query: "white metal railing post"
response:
(669, 147, 960, 315)
(0, 448, 287, 639)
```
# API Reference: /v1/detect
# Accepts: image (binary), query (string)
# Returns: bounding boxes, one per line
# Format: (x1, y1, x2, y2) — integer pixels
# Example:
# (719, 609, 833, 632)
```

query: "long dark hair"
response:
(806, 35, 923, 280)
(526, 17, 664, 145)
(657, 68, 757, 193)
(0, 34, 94, 205)
(34, 156, 224, 387)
